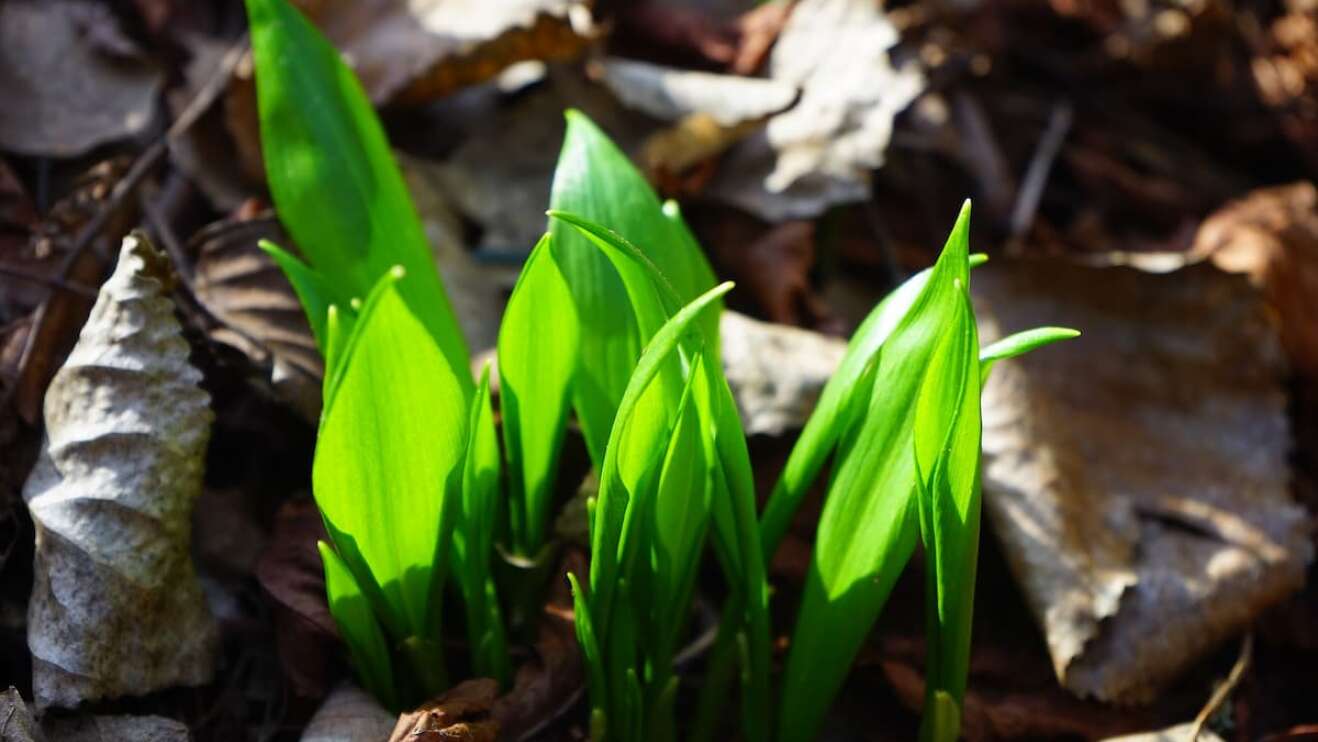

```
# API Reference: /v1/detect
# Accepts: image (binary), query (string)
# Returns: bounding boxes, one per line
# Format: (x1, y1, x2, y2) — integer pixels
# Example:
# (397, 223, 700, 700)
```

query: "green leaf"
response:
(498, 234, 579, 557)
(778, 201, 973, 742)
(312, 278, 467, 657)
(454, 366, 510, 685)
(979, 326, 1079, 380)
(259, 239, 335, 354)
(547, 110, 717, 465)
(589, 280, 734, 632)
(245, 0, 471, 394)
(911, 290, 981, 741)
(319, 541, 397, 711)
(569, 572, 607, 728)
(759, 214, 983, 558)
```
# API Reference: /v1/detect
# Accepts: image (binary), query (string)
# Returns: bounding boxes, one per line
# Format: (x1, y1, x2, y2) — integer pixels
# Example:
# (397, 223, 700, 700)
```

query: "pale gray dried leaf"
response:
(0, 687, 44, 742)
(1102, 723, 1224, 742)
(707, 0, 924, 221)
(312, 0, 593, 104)
(43, 715, 189, 742)
(973, 258, 1313, 703)
(0, 1, 161, 156)
(431, 66, 651, 255)
(23, 234, 218, 710)
(598, 57, 796, 126)
(301, 683, 396, 742)
(720, 309, 845, 436)
(189, 214, 322, 421)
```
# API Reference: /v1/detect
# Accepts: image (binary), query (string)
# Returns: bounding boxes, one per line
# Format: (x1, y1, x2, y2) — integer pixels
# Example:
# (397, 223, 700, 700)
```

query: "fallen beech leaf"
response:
(307, 0, 594, 104)
(0, 687, 43, 742)
(43, 715, 190, 742)
(389, 679, 499, 742)
(1190, 182, 1318, 378)
(302, 683, 397, 742)
(23, 234, 218, 710)
(189, 213, 323, 420)
(707, 0, 924, 221)
(256, 499, 340, 700)
(720, 310, 845, 437)
(0, 1, 162, 156)
(598, 57, 796, 126)
(973, 258, 1313, 703)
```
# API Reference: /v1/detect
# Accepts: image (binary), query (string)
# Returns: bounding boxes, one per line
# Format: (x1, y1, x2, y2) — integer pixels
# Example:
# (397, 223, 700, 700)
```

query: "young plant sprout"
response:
(247, 0, 1078, 734)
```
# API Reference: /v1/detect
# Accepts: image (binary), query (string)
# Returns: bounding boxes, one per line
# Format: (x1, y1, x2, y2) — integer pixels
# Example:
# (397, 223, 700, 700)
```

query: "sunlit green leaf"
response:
(245, 0, 471, 394)
(319, 541, 397, 710)
(498, 234, 579, 557)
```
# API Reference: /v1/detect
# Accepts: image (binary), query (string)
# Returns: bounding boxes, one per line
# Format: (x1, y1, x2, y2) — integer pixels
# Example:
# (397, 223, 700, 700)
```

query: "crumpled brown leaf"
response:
(301, 683, 397, 742)
(23, 234, 217, 710)
(303, 0, 594, 105)
(390, 679, 499, 742)
(1189, 182, 1318, 378)
(707, 0, 924, 221)
(0, 1, 162, 157)
(189, 212, 323, 420)
(973, 257, 1313, 703)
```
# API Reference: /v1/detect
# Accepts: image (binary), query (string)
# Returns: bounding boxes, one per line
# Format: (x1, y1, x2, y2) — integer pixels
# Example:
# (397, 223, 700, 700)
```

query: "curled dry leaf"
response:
(305, 0, 594, 104)
(389, 679, 499, 742)
(189, 213, 323, 420)
(708, 0, 924, 221)
(301, 683, 397, 742)
(973, 258, 1313, 703)
(1190, 182, 1318, 378)
(720, 310, 845, 437)
(0, 1, 161, 157)
(23, 234, 218, 710)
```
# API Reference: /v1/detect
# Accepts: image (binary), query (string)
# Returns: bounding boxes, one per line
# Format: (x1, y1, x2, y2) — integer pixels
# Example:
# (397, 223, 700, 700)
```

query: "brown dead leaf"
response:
(973, 258, 1313, 703)
(305, 0, 594, 105)
(1190, 182, 1318, 379)
(189, 211, 323, 420)
(0, 1, 161, 157)
(256, 498, 340, 701)
(390, 679, 499, 742)
(598, 57, 796, 126)
(1250, 0, 1318, 172)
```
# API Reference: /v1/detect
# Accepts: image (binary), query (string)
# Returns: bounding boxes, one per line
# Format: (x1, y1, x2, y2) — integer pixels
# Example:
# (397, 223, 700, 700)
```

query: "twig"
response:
(1189, 633, 1252, 741)
(1008, 101, 1073, 249)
